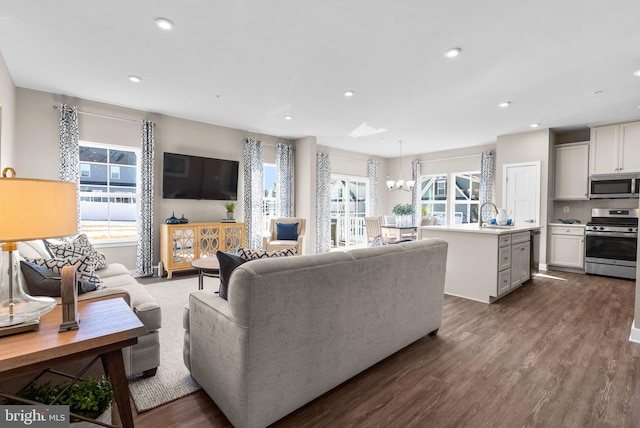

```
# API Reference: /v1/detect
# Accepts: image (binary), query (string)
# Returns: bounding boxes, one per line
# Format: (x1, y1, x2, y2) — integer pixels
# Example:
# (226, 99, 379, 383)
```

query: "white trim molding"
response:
(629, 319, 640, 343)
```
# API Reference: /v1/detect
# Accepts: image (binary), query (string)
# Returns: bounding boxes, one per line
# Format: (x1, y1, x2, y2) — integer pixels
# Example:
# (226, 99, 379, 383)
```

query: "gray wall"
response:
(0, 50, 16, 169)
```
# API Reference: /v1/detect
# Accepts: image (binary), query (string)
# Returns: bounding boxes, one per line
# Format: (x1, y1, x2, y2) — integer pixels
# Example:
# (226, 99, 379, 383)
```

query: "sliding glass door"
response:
(330, 175, 368, 249)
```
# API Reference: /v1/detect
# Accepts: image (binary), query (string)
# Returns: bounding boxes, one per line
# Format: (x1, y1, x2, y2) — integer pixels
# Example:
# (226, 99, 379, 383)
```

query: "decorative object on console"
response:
(386, 140, 415, 192)
(165, 212, 180, 224)
(179, 214, 189, 224)
(0, 167, 78, 336)
(224, 201, 236, 220)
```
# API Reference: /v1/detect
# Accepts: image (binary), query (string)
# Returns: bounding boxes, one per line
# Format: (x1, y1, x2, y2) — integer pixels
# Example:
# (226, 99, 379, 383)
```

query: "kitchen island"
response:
(419, 224, 541, 303)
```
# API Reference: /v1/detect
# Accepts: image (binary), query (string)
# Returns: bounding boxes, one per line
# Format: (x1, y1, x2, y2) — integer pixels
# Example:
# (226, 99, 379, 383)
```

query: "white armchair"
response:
(262, 218, 306, 255)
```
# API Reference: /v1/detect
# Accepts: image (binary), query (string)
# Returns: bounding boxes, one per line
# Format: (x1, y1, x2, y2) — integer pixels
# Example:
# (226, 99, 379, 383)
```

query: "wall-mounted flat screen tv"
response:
(163, 152, 239, 200)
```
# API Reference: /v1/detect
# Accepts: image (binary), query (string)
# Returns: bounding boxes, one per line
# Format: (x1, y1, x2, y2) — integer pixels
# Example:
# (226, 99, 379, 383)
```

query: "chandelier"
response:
(386, 140, 415, 192)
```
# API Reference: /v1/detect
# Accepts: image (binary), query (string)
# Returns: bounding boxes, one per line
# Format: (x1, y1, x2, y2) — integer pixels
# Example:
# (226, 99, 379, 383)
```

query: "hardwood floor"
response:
(133, 270, 640, 428)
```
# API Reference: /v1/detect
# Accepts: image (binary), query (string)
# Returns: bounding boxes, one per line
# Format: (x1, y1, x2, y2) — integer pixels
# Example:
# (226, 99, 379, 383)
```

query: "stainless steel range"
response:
(585, 208, 638, 280)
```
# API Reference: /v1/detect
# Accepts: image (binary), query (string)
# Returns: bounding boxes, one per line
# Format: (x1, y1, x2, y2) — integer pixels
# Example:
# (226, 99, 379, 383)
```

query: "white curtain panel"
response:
(411, 159, 421, 226)
(480, 151, 495, 222)
(243, 138, 264, 249)
(58, 104, 81, 232)
(316, 152, 331, 254)
(367, 160, 379, 216)
(276, 143, 295, 218)
(136, 120, 155, 277)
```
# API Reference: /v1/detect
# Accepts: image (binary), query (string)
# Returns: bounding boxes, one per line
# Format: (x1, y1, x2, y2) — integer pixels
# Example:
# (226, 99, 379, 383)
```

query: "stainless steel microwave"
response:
(589, 173, 640, 199)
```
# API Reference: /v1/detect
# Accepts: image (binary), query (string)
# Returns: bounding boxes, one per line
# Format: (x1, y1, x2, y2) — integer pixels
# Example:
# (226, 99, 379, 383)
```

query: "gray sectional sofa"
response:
(183, 238, 448, 428)
(17, 240, 161, 377)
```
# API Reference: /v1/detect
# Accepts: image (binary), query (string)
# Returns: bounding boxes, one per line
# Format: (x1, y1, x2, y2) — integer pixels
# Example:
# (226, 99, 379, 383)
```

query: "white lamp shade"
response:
(0, 176, 78, 242)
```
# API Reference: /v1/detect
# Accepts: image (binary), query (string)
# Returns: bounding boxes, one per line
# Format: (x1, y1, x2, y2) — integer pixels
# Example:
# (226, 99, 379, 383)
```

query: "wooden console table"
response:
(161, 221, 246, 278)
(0, 298, 148, 428)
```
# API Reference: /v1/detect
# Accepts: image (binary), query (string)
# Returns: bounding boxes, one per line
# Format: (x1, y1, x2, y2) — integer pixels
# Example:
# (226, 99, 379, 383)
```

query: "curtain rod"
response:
(419, 153, 481, 163)
(52, 105, 140, 124)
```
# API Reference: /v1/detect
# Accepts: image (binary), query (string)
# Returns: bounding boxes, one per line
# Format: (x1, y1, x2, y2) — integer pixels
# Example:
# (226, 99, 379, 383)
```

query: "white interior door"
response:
(503, 162, 540, 226)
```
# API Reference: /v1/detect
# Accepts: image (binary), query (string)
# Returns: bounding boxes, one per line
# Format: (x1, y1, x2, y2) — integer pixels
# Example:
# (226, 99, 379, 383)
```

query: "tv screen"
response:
(163, 152, 239, 200)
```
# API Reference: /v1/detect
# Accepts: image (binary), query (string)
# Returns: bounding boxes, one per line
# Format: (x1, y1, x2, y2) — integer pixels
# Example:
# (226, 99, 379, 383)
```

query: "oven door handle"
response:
(585, 231, 637, 238)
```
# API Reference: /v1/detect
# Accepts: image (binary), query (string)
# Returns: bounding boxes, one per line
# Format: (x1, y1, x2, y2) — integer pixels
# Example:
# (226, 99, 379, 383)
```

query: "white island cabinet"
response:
(419, 224, 540, 303)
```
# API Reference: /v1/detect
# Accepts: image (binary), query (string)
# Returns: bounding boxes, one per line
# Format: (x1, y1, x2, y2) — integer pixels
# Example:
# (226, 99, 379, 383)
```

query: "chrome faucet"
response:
(479, 202, 498, 227)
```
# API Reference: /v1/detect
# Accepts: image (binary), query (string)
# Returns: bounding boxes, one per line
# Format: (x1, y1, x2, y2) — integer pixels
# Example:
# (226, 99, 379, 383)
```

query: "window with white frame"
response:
(420, 174, 448, 225)
(263, 164, 277, 230)
(453, 171, 480, 224)
(79, 142, 139, 241)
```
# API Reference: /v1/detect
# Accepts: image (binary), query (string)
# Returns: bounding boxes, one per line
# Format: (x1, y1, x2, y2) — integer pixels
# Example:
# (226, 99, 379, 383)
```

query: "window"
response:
(79, 142, 139, 241)
(453, 172, 480, 224)
(330, 175, 369, 249)
(263, 164, 277, 230)
(420, 174, 448, 225)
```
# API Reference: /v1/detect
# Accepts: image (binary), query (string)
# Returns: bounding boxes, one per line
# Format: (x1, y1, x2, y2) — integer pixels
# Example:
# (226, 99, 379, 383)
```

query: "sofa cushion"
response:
(17, 240, 53, 259)
(46, 234, 108, 270)
(20, 260, 98, 296)
(370, 236, 390, 247)
(216, 251, 248, 300)
(276, 222, 298, 240)
(23, 255, 102, 285)
(237, 247, 295, 260)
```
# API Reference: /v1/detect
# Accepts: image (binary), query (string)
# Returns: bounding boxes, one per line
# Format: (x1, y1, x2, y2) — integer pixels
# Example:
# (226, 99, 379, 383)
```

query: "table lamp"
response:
(0, 167, 78, 335)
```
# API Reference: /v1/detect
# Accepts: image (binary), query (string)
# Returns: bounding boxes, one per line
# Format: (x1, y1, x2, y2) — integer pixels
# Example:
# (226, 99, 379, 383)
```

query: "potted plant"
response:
(392, 203, 414, 226)
(224, 201, 236, 219)
(7, 377, 114, 426)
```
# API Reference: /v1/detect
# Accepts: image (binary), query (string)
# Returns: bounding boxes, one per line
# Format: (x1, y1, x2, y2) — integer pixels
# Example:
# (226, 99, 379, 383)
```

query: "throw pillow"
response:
(370, 235, 390, 247)
(23, 255, 102, 286)
(216, 251, 248, 300)
(46, 234, 108, 270)
(276, 222, 299, 240)
(20, 260, 99, 296)
(236, 247, 296, 260)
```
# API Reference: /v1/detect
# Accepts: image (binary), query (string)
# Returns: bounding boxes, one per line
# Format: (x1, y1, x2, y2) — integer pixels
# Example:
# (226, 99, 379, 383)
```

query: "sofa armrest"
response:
(77, 290, 131, 306)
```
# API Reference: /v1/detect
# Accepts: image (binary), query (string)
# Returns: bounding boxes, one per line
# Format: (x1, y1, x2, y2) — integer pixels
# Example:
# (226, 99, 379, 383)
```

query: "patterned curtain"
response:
(480, 151, 496, 223)
(59, 104, 81, 232)
(411, 159, 421, 226)
(136, 120, 155, 277)
(243, 138, 264, 249)
(367, 160, 378, 216)
(276, 143, 295, 217)
(316, 152, 331, 254)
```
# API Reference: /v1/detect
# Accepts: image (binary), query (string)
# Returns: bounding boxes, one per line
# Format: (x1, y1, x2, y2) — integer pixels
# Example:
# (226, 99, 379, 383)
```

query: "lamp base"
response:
(0, 318, 39, 337)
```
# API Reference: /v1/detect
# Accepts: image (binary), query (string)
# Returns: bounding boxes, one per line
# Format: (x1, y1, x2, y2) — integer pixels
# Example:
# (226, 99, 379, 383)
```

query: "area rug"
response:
(127, 275, 218, 412)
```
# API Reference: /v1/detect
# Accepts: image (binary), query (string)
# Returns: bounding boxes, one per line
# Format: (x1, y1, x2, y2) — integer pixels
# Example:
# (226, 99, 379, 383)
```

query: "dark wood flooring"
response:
(133, 270, 640, 428)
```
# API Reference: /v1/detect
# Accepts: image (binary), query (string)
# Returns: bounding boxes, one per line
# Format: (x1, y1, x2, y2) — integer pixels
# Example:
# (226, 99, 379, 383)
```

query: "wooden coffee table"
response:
(0, 297, 147, 428)
(191, 257, 220, 290)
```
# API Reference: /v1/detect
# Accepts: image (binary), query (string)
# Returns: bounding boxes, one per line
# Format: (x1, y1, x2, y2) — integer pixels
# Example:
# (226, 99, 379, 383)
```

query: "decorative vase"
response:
(166, 212, 180, 224)
(226, 212, 234, 220)
(179, 214, 189, 224)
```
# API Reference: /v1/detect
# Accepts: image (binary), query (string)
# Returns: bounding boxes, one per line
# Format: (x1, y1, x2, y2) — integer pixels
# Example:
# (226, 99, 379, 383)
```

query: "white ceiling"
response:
(1, 1, 639, 158)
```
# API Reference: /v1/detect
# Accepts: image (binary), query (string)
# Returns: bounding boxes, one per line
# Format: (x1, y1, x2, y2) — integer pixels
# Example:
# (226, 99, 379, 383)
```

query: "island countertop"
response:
(419, 223, 541, 235)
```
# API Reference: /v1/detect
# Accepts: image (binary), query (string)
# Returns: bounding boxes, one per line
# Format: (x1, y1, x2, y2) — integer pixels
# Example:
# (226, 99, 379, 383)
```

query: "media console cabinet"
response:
(160, 222, 246, 279)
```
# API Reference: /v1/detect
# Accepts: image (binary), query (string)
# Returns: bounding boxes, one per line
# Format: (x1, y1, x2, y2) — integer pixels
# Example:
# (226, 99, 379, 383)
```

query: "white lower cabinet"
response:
(549, 226, 585, 269)
(497, 231, 531, 295)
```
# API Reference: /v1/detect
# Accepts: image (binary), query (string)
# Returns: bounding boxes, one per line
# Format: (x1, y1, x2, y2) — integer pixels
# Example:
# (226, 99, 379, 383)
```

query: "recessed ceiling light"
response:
(155, 18, 174, 30)
(444, 48, 461, 58)
(284, 115, 292, 120)
(530, 123, 541, 128)
(633, 70, 640, 77)
(128, 75, 142, 83)
(498, 101, 511, 108)
(344, 90, 355, 97)
(593, 90, 604, 95)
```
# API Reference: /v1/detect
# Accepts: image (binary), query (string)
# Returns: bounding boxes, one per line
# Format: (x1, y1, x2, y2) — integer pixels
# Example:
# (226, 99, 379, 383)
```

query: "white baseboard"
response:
(629, 319, 640, 343)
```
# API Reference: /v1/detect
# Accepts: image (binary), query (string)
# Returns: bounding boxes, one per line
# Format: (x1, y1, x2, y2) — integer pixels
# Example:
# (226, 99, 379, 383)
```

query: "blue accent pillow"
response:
(216, 250, 248, 300)
(276, 222, 299, 240)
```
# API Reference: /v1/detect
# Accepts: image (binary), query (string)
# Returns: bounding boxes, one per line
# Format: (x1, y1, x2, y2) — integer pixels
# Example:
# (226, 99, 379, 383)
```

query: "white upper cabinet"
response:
(590, 121, 640, 174)
(555, 142, 589, 200)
